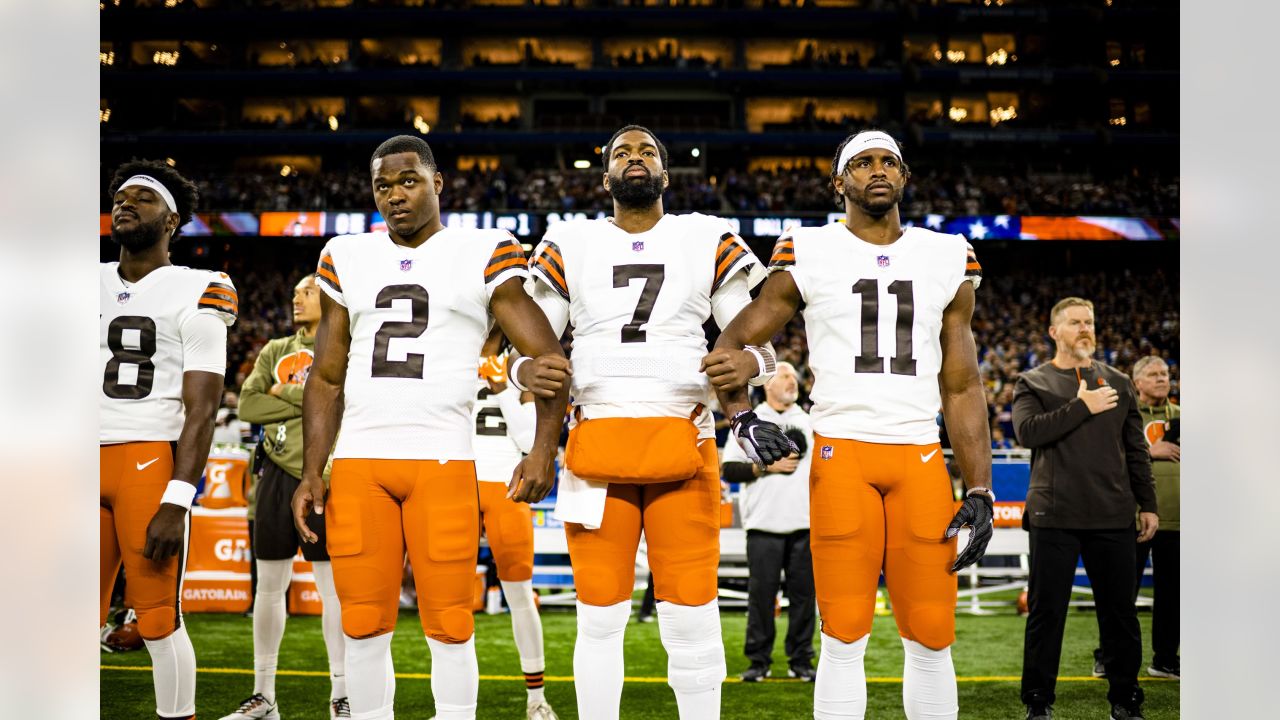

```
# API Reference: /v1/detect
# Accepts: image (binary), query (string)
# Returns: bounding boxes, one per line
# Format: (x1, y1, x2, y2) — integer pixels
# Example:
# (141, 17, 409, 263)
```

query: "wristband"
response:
(161, 480, 197, 510)
(966, 486, 996, 504)
(508, 356, 531, 392)
(744, 345, 777, 387)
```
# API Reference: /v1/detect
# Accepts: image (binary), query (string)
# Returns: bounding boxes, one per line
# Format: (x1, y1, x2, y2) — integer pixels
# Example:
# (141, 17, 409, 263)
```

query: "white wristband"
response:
(161, 480, 197, 510)
(966, 486, 996, 504)
(745, 345, 777, 387)
(508, 356, 531, 393)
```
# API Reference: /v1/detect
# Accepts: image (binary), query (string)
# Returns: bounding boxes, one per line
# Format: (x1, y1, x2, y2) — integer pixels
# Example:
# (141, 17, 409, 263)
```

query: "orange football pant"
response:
(809, 435, 958, 650)
(565, 440, 720, 607)
(326, 458, 480, 643)
(478, 481, 534, 582)
(100, 441, 184, 641)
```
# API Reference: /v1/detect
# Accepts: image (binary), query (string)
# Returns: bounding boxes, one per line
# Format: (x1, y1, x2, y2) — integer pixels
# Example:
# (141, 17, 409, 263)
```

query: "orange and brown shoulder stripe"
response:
(531, 240, 569, 300)
(964, 242, 982, 279)
(768, 236, 795, 270)
(485, 233, 528, 285)
(198, 277, 238, 319)
(316, 252, 342, 294)
(712, 232, 749, 293)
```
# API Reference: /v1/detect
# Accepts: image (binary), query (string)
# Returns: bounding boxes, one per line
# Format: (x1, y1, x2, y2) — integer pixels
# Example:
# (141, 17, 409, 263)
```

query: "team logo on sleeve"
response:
(877, 255, 891, 268)
(400, 259, 413, 272)
(116, 292, 131, 305)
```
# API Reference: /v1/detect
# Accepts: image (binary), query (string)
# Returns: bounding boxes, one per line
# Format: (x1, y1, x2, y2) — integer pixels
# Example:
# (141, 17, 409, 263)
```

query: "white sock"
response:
(312, 561, 348, 700)
(252, 559, 292, 702)
(144, 624, 197, 718)
(657, 600, 726, 720)
(427, 636, 478, 719)
(901, 638, 958, 720)
(346, 632, 395, 720)
(814, 633, 869, 720)
(500, 579, 545, 703)
(573, 600, 631, 720)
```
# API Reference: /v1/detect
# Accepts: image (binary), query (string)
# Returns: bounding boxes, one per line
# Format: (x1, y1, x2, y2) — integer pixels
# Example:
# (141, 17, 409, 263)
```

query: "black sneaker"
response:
(1092, 657, 1107, 678)
(787, 661, 816, 682)
(1147, 662, 1179, 679)
(1025, 703, 1053, 720)
(1110, 703, 1145, 720)
(739, 663, 771, 682)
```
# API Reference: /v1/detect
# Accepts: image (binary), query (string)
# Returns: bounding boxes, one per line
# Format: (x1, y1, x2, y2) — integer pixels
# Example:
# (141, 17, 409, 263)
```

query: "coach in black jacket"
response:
(1013, 297, 1158, 720)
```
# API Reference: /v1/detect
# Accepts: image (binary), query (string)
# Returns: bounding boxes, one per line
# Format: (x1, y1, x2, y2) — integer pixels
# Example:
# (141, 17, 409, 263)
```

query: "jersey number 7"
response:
(613, 264, 665, 344)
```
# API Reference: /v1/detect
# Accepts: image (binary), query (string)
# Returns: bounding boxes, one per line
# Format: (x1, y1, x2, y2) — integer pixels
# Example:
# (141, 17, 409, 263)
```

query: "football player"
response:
(473, 330, 558, 720)
(703, 130, 994, 720)
(290, 135, 570, 720)
(221, 273, 349, 720)
(515, 125, 788, 720)
(101, 159, 237, 720)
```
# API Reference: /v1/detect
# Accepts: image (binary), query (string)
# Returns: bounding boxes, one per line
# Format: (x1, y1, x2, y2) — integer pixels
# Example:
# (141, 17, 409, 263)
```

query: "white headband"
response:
(837, 131, 904, 174)
(119, 174, 177, 214)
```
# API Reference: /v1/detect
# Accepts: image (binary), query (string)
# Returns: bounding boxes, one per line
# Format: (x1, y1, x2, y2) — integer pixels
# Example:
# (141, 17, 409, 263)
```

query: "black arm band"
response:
(722, 461, 757, 484)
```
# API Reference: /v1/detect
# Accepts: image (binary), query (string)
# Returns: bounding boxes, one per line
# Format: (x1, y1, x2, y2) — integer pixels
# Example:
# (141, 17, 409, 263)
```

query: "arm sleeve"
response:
(766, 235, 807, 301)
(180, 311, 228, 375)
(238, 341, 302, 423)
(195, 272, 239, 326)
(277, 383, 305, 407)
(527, 278, 571, 338)
(1011, 374, 1093, 448)
(722, 461, 757, 484)
(1122, 379, 1158, 514)
(711, 228, 766, 295)
(316, 242, 346, 307)
(483, 232, 530, 300)
(496, 386, 537, 454)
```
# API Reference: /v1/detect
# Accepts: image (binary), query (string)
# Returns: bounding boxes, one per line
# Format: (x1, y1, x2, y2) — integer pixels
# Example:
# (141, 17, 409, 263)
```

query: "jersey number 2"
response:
(372, 284, 429, 378)
(852, 279, 917, 376)
(103, 316, 157, 399)
(613, 264, 665, 343)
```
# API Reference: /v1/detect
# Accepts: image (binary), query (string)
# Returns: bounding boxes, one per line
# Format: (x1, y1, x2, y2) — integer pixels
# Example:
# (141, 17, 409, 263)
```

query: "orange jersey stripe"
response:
(534, 256, 568, 294)
(202, 286, 238, 302)
(542, 245, 565, 269)
(317, 266, 341, 288)
(484, 255, 526, 282)
(966, 262, 982, 270)
(199, 296, 236, 310)
(715, 245, 746, 281)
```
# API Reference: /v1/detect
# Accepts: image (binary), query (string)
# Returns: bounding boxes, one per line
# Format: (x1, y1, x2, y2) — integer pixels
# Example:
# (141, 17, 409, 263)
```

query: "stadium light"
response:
(328, 115, 339, 131)
(280, 165, 292, 177)
(691, 148, 701, 158)
(573, 160, 591, 169)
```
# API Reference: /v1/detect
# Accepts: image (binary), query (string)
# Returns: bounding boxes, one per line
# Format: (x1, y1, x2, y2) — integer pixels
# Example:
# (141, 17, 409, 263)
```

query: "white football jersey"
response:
(100, 263, 237, 443)
(316, 229, 527, 460)
(528, 213, 762, 408)
(471, 379, 531, 482)
(770, 224, 981, 444)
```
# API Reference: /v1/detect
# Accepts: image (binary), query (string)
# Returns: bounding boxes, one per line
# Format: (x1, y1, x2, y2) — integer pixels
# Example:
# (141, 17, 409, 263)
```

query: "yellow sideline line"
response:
(100, 666, 1173, 684)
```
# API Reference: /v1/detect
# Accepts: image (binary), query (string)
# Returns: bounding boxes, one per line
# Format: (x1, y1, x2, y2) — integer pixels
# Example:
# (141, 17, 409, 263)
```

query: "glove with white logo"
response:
(730, 410, 796, 467)
(945, 488, 994, 572)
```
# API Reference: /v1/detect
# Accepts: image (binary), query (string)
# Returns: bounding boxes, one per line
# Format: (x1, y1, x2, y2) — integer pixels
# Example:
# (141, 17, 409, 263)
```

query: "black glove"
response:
(945, 491, 994, 572)
(730, 410, 795, 467)
(784, 427, 809, 459)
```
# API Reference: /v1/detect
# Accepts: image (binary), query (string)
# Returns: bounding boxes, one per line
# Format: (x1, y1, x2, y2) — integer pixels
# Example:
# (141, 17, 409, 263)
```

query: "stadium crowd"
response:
(223, 259, 1178, 451)
(170, 166, 1180, 217)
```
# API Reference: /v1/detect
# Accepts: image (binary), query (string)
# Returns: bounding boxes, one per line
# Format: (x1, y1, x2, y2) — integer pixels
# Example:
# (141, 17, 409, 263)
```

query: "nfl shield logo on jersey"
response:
(632, 241, 644, 252)
(820, 445, 833, 460)
(116, 292, 131, 305)
(400, 259, 413, 272)
(877, 255, 890, 268)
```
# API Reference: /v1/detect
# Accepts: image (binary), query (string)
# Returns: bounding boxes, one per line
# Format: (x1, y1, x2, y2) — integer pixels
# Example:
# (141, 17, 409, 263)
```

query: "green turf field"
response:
(101, 599, 1178, 719)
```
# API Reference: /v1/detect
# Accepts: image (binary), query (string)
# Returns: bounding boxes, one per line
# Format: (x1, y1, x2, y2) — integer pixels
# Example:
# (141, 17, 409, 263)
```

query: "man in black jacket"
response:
(1013, 297, 1158, 720)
